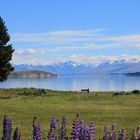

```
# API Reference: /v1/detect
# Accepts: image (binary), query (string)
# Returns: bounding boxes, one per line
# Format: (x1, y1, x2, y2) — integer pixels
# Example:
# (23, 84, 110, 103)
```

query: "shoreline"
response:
(0, 87, 139, 95)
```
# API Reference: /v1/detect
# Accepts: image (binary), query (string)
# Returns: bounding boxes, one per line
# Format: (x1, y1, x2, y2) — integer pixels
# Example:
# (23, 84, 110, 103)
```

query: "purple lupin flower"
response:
(112, 123, 116, 131)
(125, 133, 128, 140)
(48, 116, 58, 140)
(112, 131, 116, 140)
(50, 116, 58, 130)
(47, 128, 56, 140)
(111, 123, 116, 140)
(2, 115, 12, 140)
(70, 120, 76, 139)
(83, 126, 90, 140)
(13, 127, 21, 140)
(74, 113, 83, 140)
(71, 113, 83, 140)
(76, 120, 82, 137)
(60, 114, 67, 140)
(71, 120, 79, 140)
(33, 116, 42, 140)
(103, 125, 109, 140)
(108, 132, 112, 140)
(89, 123, 95, 140)
(74, 131, 80, 140)
(79, 120, 86, 140)
(118, 129, 124, 140)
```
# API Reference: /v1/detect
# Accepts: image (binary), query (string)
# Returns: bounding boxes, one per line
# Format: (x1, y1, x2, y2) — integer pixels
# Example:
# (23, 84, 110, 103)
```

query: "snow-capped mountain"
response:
(88, 61, 140, 74)
(14, 61, 95, 75)
(13, 60, 140, 75)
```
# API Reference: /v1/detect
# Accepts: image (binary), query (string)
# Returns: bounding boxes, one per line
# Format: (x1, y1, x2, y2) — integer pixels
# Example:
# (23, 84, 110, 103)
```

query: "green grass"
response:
(0, 88, 140, 139)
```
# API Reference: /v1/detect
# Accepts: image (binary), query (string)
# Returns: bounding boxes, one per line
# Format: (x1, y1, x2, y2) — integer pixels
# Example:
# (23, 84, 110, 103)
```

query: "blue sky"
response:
(0, 0, 140, 65)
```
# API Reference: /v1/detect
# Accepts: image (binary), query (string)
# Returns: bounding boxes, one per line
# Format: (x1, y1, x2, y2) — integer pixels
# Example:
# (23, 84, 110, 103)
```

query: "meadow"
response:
(0, 88, 140, 139)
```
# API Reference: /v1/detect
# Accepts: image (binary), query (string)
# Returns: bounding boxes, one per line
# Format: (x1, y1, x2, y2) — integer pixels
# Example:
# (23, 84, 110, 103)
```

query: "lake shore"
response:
(0, 88, 140, 139)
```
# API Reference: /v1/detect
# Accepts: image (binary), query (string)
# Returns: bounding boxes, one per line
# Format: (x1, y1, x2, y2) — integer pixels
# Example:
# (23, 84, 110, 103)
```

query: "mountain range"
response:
(13, 60, 140, 75)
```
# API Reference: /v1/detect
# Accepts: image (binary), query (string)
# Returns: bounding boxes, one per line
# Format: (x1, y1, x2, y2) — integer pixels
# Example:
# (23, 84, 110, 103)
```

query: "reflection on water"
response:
(0, 75, 140, 91)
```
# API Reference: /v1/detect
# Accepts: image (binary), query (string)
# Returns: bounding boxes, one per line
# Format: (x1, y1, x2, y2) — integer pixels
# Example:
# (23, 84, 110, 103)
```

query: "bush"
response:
(132, 90, 140, 94)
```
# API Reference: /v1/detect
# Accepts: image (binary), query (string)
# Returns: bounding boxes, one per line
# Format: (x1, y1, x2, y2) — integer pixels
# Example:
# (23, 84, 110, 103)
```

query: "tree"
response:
(0, 17, 14, 81)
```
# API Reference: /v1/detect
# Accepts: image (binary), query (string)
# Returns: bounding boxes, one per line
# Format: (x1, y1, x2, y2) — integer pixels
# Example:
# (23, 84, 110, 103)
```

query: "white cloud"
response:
(12, 48, 48, 65)
(11, 29, 105, 44)
(110, 34, 140, 43)
(12, 53, 140, 65)
(67, 54, 140, 65)
(14, 48, 47, 56)
(11, 29, 140, 51)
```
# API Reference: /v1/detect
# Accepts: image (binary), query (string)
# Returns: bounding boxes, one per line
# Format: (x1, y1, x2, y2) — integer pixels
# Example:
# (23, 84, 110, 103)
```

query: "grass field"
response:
(0, 88, 140, 139)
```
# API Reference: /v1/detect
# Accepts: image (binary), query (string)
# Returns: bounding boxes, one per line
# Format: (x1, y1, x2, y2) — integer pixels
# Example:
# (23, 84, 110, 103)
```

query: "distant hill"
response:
(125, 72, 140, 76)
(9, 70, 57, 78)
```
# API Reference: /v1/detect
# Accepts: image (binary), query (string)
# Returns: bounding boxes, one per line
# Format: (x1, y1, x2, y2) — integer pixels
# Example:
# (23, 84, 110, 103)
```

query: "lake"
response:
(0, 75, 140, 91)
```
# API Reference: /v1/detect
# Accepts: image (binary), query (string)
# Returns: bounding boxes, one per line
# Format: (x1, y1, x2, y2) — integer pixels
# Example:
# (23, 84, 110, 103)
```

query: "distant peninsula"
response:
(9, 70, 57, 78)
(110, 72, 140, 76)
(125, 72, 140, 76)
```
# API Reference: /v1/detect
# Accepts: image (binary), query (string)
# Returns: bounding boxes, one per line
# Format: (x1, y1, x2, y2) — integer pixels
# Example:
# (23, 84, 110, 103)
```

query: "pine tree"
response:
(0, 17, 14, 81)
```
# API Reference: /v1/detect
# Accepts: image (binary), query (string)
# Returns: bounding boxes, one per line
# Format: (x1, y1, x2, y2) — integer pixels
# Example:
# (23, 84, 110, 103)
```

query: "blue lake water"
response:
(0, 75, 140, 91)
